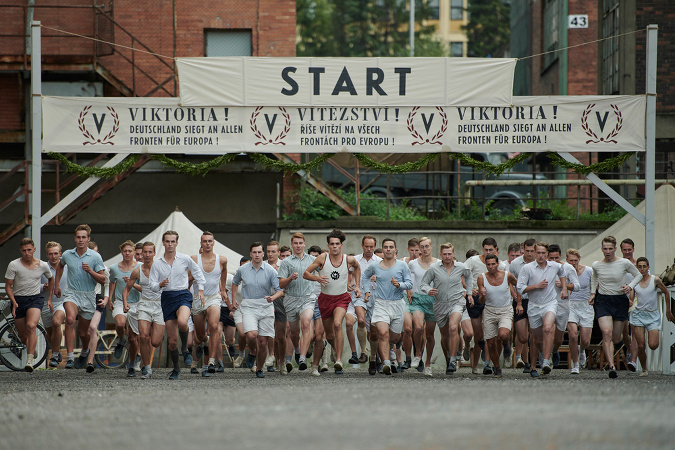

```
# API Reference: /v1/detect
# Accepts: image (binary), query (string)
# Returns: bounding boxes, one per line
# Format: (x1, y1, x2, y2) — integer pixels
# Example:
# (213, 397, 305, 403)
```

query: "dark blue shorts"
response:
(594, 293, 629, 322)
(220, 306, 236, 327)
(466, 294, 485, 319)
(312, 300, 321, 321)
(161, 290, 192, 322)
(513, 298, 529, 322)
(14, 294, 44, 319)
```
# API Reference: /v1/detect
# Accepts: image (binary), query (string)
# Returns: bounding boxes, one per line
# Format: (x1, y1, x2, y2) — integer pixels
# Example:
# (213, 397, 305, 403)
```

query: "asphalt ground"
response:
(1, 364, 674, 450)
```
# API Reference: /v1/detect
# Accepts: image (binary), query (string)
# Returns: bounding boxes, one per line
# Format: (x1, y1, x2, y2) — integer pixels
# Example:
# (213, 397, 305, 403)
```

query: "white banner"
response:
(42, 95, 646, 154)
(176, 57, 516, 107)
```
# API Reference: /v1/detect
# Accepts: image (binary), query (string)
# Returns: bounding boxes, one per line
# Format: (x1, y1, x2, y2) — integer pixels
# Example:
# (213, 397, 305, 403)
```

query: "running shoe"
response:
(639, 370, 648, 377)
(424, 366, 433, 377)
(133, 355, 141, 372)
(255, 370, 265, 378)
(65, 358, 75, 369)
(462, 346, 471, 363)
(368, 361, 377, 375)
(141, 368, 153, 379)
(334, 360, 343, 374)
(191, 366, 199, 374)
(114, 340, 125, 359)
(183, 351, 193, 367)
(541, 360, 552, 375)
(389, 349, 397, 361)
(195, 344, 203, 361)
(207, 363, 216, 374)
(295, 352, 301, 365)
(483, 360, 493, 375)
(201, 367, 211, 377)
(86, 363, 95, 374)
(280, 363, 288, 375)
(503, 344, 513, 368)
(233, 355, 244, 368)
(246, 354, 256, 369)
(515, 356, 525, 369)
(530, 369, 539, 378)
(348, 352, 359, 364)
(311, 367, 320, 377)
(286, 361, 294, 374)
(320, 362, 329, 373)
(411, 356, 421, 370)
(382, 364, 392, 375)
(608, 368, 618, 378)
(391, 363, 398, 374)
(267, 365, 275, 373)
(446, 360, 457, 375)
(75, 352, 87, 369)
(401, 359, 411, 370)
(552, 351, 560, 368)
(24, 362, 34, 373)
(416, 360, 425, 373)
(49, 353, 62, 368)
(127, 367, 136, 377)
(216, 361, 225, 372)
(523, 362, 531, 373)
(265, 355, 275, 368)
(357, 353, 368, 364)
(570, 365, 580, 374)
(493, 367, 503, 378)
(168, 369, 180, 380)
(298, 360, 307, 371)
(627, 361, 637, 372)
(471, 368, 479, 374)
(579, 350, 587, 368)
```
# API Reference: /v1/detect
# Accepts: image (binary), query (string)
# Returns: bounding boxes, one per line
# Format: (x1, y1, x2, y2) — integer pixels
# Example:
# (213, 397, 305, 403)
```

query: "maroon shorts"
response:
(318, 292, 351, 320)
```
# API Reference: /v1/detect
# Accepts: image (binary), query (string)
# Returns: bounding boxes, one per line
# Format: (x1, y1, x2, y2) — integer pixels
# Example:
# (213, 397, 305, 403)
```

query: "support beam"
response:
(644, 25, 657, 270)
(557, 152, 645, 224)
(30, 21, 42, 257)
(41, 153, 129, 224)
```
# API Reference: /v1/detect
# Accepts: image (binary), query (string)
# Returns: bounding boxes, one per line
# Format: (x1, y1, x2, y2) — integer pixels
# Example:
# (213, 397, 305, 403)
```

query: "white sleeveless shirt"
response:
(633, 276, 658, 311)
(196, 254, 221, 297)
(139, 265, 161, 301)
(481, 272, 511, 308)
(319, 254, 348, 296)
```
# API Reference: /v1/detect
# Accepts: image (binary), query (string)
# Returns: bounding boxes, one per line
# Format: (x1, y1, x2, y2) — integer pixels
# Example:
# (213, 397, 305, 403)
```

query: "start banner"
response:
(176, 57, 516, 107)
(42, 95, 645, 154)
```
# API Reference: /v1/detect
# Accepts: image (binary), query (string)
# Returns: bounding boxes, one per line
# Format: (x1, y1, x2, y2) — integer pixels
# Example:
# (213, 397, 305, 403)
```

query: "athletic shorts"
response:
(555, 300, 570, 332)
(568, 300, 594, 328)
(160, 289, 192, 322)
(527, 302, 557, 329)
(318, 292, 351, 320)
(513, 298, 529, 322)
(283, 294, 314, 322)
(274, 296, 287, 322)
(352, 296, 368, 311)
(241, 298, 275, 337)
(410, 293, 436, 322)
(137, 299, 165, 325)
(112, 300, 127, 319)
(192, 293, 222, 316)
(188, 315, 194, 332)
(433, 299, 465, 329)
(346, 301, 356, 319)
(482, 305, 513, 340)
(14, 294, 44, 320)
(41, 297, 65, 328)
(63, 289, 96, 321)
(630, 309, 661, 331)
(370, 298, 406, 334)
(312, 300, 322, 321)
(126, 303, 139, 335)
(233, 307, 243, 325)
(461, 307, 470, 322)
(594, 293, 629, 322)
(219, 306, 236, 327)
(466, 294, 486, 319)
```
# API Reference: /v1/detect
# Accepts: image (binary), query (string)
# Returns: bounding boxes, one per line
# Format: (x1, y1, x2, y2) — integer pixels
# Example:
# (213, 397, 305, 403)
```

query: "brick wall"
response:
(0, 74, 22, 131)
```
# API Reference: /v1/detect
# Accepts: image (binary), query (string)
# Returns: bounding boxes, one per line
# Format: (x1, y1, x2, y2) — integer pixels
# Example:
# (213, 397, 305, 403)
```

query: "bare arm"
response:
(347, 256, 361, 297)
(303, 255, 325, 282)
(655, 277, 673, 322)
(5, 279, 16, 317)
(219, 256, 228, 300)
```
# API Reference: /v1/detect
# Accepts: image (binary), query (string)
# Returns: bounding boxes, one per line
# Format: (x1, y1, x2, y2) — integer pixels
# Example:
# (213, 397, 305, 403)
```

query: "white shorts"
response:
(192, 293, 222, 316)
(461, 306, 470, 323)
(137, 299, 165, 325)
(352, 297, 368, 311)
(482, 305, 513, 340)
(346, 302, 357, 319)
(41, 298, 65, 328)
(63, 290, 96, 321)
(188, 315, 194, 332)
(283, 295, 314, 323)
(630, 309, 661, 331)
(527, 302, 557, 329)
(112, 300, 127, 318)
(555, 300, 570, 332)
(568, 300, 594, 328)
(370, 298, 406, 335)
(241, 298, 275, 338)
(433, 299, 465, 329)
(126, 303, 139, 334)
(233, 307, 243, 325)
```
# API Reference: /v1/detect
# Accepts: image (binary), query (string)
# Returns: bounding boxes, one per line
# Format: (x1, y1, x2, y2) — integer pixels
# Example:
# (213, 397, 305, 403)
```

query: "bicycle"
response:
(0, 299, 49, 371)
(92, 329, 129, 369)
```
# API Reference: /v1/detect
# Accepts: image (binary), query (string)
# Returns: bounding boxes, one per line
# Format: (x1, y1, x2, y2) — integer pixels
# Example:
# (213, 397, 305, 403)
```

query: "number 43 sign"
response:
(568, 14, 589, 29)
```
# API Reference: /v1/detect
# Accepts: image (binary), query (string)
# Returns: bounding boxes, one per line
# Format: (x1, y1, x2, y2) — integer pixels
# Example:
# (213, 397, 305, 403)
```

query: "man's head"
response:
(418, 237, 432, 258)
(119, 240, 135, 261)
(279, 245, 291, 260)
(240, 256, 251, 266)
(361, 234, 377, 259)
(162, 230, 179, 253)
(636, 256, 649, 275)
(465, 249, 478, 260)
(266, 240, 280, 264)
(74, 224, 92, 249)
(485, 253, 500, 273)
(201, 231, 215, 254)
(327, 229, 346, 255)
(250, 242, 264, 264)
(45, 241, 62, 265)
(481, 237, 498, 257)
(135, 242, 143, 262)
(142, 242, 156, 263)
(547, 244, 562, 263)
(620, 238, 635, 260)
(381, 238, 397, 260)
(601, 236, 617, 260)
(566, 249, 580, 269)
(440, 243, 455, 265)
(507, 242, 522, 262)
(522, 238, 536, 263)
(19, 238, 36, 261)
(308, 245, 322, 258)
(535, 242, 549, 265)
(407, 238, 420, 260)
(88, 241, 99, 253)
(290, 232, 306, 256)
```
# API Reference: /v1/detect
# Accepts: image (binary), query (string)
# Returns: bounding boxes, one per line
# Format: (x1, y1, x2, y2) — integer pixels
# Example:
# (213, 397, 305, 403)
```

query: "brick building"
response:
(0, 0, 297, 265)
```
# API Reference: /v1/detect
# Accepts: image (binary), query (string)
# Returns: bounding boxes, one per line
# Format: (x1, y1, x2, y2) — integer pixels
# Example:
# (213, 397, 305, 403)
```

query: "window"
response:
(451, 0, 464, 20)
(204, 29, 252, 56)
(601, 0, 620, 94)
(427, 0, 439, 20)
(450, 42, 464, 57)
(542, 0, 559, 70)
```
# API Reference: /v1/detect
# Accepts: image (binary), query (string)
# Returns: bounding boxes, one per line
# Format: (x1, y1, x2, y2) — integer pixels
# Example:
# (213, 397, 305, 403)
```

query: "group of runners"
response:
(4, 224, 673, 379)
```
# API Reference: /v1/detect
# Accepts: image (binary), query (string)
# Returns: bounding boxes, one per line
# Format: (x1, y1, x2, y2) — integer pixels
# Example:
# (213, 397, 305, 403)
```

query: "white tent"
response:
(103, 210, 243, 274)
(578, 184, 675, 274)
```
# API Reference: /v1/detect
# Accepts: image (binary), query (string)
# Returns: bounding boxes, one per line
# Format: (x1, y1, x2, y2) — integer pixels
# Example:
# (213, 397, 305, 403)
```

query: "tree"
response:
(297, 0, 446, 57)
(463, 0, 510, 57)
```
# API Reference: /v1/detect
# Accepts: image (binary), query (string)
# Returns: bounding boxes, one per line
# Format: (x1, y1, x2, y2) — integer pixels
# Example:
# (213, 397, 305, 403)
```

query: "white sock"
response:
(384, 359, 391, 366)
(67, 352, 75, 360)
(208, 358, 215, 365)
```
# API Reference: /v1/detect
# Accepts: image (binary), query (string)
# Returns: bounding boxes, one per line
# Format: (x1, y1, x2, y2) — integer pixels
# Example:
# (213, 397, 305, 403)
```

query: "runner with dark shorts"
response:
(509, 238, 536, 372)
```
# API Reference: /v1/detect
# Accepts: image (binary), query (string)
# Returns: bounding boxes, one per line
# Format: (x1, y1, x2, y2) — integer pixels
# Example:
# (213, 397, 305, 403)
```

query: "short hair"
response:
(327, 229, 346, 244)
(522, 238, 537, 248)
(119, 240, 135, 251)
(374, 248, 383, 255)
(535, 242, 549, 251)
(418, 237, 431, 246)
(88, 241, 97, 250)
(382, 238, 396, 248)
(142, 241, 156, 251)
(361, 234, 376, 245)
(291, 232, 305, 242)
(465, 249, 478, 258)
(266, 240, 280, 250)
(547, 244, 562, 255)
(408, 237, 420, 247)
(308, 245, 322, 254)
(75, 224, 91, 236)
(601, 236, 617, 246)
(202, 231, 214, 238)
(485, 254, 499, 263)
(20, 237, 35, 247)
(620, 238, 635, 249)
(162, 230, 179, 241)
(279, 245, 291, 254)
(240, 256, 251, 264)
(45, 241, 62, 252)
(250, 241, 264, 251)
(482, 237, 498, 248)
(566, 249, 580, 259)
(135, 242, 144, 250)
(636, 256, 649, 266)
(507, 243, 521, 253)
(440, 243, 454, 252)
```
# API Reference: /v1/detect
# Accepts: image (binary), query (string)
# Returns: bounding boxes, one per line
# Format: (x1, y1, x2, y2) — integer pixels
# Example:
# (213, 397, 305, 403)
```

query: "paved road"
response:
(1, 366, 674, 450)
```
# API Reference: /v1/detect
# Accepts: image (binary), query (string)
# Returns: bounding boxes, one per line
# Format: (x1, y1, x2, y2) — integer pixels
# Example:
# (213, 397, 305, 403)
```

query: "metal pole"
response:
(645, 25, 657, 273)
(30, 21, 42, 258)
(409, 0, 415, 57)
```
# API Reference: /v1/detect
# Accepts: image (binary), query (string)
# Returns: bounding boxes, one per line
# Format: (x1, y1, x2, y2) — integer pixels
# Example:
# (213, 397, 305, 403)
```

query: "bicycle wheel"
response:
(94, 331, 129, 369)
(0, 322, 25, 371)
(33, 324, 49, 368)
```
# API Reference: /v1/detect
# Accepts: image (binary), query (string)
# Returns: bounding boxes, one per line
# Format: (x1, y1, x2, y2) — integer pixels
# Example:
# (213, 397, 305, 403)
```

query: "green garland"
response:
(46, 150, 634, 179)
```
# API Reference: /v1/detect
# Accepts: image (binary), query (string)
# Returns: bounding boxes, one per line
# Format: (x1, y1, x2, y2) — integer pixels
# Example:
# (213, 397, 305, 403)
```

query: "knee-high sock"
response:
(357, 327, 367, 355)
(179, 330, 189, 353)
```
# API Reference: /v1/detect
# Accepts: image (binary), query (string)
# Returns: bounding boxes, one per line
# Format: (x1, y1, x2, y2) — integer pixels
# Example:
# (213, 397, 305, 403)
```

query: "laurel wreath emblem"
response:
(581, 103, 623, 144)
(407, 106, 447, 145)
(250, 107, 291, 145)
(78, 105, 119, 145)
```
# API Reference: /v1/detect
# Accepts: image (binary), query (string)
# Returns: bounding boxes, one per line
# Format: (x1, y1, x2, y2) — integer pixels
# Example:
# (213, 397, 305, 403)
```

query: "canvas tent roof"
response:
(578, 184, 675, 275)
(103, 210, 243, 275)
